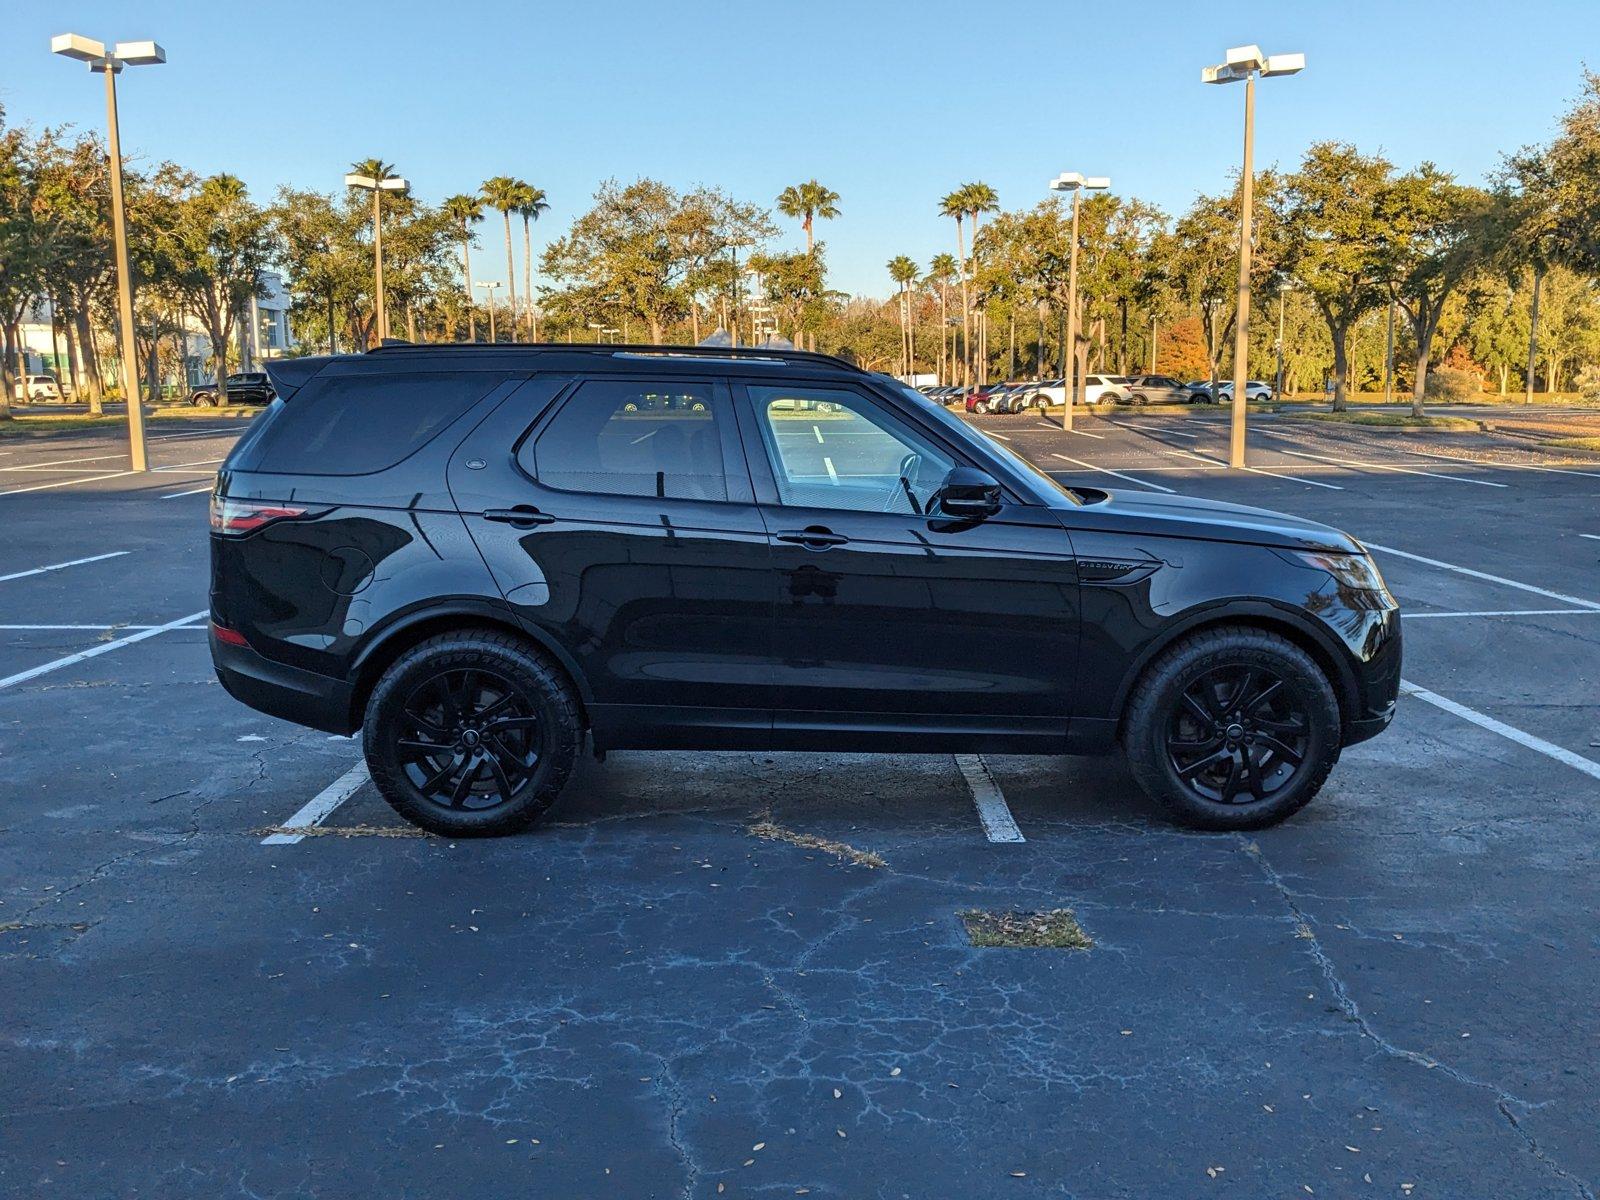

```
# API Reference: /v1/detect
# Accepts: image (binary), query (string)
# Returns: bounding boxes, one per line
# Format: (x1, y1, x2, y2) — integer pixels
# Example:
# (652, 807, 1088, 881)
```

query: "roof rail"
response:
(363, 340, 865, 373)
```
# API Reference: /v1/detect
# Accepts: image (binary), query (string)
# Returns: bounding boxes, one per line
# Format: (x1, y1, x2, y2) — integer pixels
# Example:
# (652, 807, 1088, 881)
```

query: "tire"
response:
(974, 401, 989, 414)
(1120, 627, 1341, 831)
(363, 629, 581, 837)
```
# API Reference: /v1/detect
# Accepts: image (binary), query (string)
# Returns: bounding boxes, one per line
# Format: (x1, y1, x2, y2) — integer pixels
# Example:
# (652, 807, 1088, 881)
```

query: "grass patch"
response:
(150, 405, 262, 419)
(0, 413, 123, 438)
(1296, 412, 1479, 430)
(959, 908, 1093, 950)
(1547, 436, 1600, 452)
(748, 820, 885, 869)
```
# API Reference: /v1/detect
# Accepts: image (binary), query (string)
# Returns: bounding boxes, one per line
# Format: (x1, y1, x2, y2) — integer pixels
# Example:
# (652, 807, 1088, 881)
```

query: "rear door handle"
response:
(482, 506, 555, 528)
(775, 528, 848, 549)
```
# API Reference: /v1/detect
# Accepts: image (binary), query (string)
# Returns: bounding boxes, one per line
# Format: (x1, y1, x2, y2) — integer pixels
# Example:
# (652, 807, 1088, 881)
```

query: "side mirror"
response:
(934, 466, 1002, 519)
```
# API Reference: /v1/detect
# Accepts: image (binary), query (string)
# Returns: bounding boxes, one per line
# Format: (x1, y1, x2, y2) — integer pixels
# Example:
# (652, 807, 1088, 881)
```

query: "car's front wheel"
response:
(364, 630, 581, 837)
(1121, 627, 1340, 830)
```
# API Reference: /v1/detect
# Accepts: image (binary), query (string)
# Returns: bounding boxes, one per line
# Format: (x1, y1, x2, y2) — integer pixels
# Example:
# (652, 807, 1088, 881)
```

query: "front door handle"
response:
(482, 506, 555, 528)
(775, 527, 849, 549)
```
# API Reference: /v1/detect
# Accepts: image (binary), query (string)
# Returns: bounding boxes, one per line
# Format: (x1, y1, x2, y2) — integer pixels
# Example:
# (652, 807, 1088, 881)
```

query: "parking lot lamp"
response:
(52, 33, 164, 472)
(1048, 172, 1109, 432)
(344, 171, 409, 342)
(1203, 45, 1304, 466)
(474, 282, 501, 342)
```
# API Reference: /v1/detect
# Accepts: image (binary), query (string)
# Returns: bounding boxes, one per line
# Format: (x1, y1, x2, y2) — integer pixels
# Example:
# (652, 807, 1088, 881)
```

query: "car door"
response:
(449, 374, 776, 745)
(733, 378, 1080, 745)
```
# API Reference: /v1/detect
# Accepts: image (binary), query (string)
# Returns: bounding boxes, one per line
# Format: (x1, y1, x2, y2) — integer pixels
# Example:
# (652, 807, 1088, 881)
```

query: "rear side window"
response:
(235, 371, 504, 476)
(522, 379, 726, 501)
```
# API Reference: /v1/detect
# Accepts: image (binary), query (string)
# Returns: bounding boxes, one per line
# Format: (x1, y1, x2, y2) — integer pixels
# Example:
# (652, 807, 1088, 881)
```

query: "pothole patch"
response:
(960, 908, 1093, 950)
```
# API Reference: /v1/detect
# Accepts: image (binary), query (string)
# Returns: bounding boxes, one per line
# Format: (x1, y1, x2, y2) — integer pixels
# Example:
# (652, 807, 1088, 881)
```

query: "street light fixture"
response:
(1048, 171, 1110, 432)
(52, 32, 165, 472)
(474, 282, 502, 342)
(344, 171, 409, 342)
(1203, 43, 1304, 467)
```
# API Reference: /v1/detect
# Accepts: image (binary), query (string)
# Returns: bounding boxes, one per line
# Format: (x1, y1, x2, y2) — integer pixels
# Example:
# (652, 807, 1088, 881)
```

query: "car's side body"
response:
(210, 346, 1400, 766)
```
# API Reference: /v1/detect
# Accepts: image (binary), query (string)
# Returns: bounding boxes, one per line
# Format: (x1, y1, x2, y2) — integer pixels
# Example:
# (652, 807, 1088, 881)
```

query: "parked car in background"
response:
(1185, 381, 1221, 402)
(189, 372, 276, 407)
(1215, 380, 1277, 402)
(1121, 375, 1191, 405)
(211, 342, 1400, 837)
(13, 374, 64, 402)
(1081, 375, 1132, 405)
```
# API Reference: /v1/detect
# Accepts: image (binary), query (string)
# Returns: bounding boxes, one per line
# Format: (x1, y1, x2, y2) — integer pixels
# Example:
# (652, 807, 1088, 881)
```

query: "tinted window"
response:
(237, 371, 504, 476)
(749, 384, 954, 515)
(525, 379, 727, 501)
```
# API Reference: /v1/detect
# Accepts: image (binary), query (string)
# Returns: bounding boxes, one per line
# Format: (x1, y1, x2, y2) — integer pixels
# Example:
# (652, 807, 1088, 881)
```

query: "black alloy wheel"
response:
(1165, 665, 1309, 805)
(393, 667, 546, 812)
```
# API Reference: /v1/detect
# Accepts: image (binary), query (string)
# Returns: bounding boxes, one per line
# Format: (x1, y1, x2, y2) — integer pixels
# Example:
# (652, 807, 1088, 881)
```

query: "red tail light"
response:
(209, 497, 314, 535)
(210, 621, 249, 647)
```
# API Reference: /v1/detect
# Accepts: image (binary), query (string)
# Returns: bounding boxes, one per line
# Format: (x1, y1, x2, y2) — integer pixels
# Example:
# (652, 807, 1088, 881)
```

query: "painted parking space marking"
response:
(0, 623, 206, 631)
(1275, 447, 1508, 488)
(0, 609, 207, 692)
(160, 485, 214, 500)
(954, 754, 1025, 843)
(0, 451, 127, 473)
(1402, 679, 1600, 783)
(1579, 534, 1600, 542)
(1402, 608, 1600, 620)
(0, 470, 138, 497)
(0, 551, 129, 584)
(1066, 427, 1105, 438)
(261, 762, 371, 845)
(1051, 452, 1175, 493)
(813, 425, 824, 443)
(1347, 441, 1600, 481)
(1164, 447, 1345, 491)
(1105, 419, 1199, 439)
(1364, 542, 1600, 611)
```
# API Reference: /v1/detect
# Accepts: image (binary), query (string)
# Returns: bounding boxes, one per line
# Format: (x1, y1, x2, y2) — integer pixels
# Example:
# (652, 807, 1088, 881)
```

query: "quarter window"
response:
(527, 379, 727, 501)
(748, 385, 954, 515)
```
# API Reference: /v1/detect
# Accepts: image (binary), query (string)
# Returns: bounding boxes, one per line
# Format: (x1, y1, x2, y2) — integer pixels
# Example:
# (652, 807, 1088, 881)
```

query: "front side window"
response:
(748, 385, 954, 515)
(528, 379, 727, 501)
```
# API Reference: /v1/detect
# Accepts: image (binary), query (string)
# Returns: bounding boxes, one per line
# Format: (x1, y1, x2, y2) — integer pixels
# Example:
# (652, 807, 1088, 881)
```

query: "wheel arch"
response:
(1109, 602, 1359, 736)
(347, 603, 593, 730)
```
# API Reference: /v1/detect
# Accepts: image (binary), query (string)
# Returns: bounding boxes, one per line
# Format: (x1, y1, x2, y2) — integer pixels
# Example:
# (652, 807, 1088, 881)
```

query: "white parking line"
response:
(1364, 542, 1600, 611)
(1402, 680, 1600, 783)
(261, 761, 371, 845)
(0, 623, 206, 631)
(1165, 448, 1345, 490)
(0, 470, 137, 497)
(161, 485, 214, 500)
(954, 754, 1024, 843)
(150, 427, 241, 441)
(0, 451, 127, 473)
(987, 432, 1011, 441)
(0, 609, 207, 692)
(1052, 452, 1176, 493)
(1402, 609, 1600, 619)
(0, 550, 129, 583)
(152, 456, 225, 472)
(1580, 534, 1600, 542)
(823, 456, 839, 483)
(1066, 427, 1105, 439)
(1105, 419, 1199, 440)
(813, 425, 824, 443)
(1370, 444, 1600, 481)
(1276, 447, 1508, 488)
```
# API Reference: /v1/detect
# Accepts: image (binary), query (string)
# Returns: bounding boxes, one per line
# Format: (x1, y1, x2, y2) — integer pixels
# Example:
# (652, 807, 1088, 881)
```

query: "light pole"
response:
(1203, 44, 1304, 467)
(344, 170, 409, 342)
(52, 33, 164, 472)
(475, 282, 501, 342)
(1048, 172, 1109, 431)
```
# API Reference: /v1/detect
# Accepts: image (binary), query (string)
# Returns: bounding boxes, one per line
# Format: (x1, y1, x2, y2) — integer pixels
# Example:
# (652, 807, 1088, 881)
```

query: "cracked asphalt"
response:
(2, 408, 1598, 1199)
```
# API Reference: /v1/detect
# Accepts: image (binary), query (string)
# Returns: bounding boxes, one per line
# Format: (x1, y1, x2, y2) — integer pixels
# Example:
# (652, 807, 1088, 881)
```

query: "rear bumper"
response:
(211, 629, 356, 735)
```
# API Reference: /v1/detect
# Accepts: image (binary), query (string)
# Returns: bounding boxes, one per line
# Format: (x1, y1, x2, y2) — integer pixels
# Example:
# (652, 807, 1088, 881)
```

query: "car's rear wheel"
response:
(364, 630, 580, 837)
(973, 400, 989, 414)
(1121, 627, 1340, 830)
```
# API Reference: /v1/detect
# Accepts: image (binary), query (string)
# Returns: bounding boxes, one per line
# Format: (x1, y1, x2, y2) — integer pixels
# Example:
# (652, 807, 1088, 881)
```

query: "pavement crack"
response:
(1241, 836, 1595, 1200)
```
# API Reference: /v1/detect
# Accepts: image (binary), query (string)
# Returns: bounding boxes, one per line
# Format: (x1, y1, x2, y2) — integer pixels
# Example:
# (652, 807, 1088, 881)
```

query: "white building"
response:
(14, 270, 294, 395)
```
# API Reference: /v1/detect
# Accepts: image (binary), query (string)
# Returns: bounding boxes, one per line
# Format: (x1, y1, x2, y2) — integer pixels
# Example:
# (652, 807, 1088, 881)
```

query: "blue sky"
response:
(5, 0, 1597, 297)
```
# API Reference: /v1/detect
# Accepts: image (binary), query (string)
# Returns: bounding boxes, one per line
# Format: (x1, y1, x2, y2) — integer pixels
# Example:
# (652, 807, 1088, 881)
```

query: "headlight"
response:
(1293, 550, 1388, 592)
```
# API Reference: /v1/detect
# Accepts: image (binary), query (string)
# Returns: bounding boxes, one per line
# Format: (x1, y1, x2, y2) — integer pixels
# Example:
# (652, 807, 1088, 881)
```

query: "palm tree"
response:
(516, 188, 550, 341)
(963, 183, 1000, 384)
(939, 189, 971, 388)
(481, 176, 532, 341)
(441, 194, 485, 341)
(776, 180, 841, 255)
(888, 255, 919, 377)
(926, 253, 958, 383)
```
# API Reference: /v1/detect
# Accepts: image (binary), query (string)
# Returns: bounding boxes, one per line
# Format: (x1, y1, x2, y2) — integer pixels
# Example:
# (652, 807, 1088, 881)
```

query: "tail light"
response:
(209, 496, 319, 535)
(210, 621, 249, 647)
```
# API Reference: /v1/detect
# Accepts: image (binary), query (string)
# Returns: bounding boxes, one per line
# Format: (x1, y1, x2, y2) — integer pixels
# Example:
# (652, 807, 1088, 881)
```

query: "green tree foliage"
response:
(776, 180, 840, 255)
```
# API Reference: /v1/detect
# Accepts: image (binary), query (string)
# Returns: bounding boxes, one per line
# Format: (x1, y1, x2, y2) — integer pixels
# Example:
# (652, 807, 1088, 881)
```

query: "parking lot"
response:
(3, 406, 1599, 1199)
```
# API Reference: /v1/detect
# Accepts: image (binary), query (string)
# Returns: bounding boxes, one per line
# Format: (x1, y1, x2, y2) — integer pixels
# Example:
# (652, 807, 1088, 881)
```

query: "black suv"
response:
(210, 345, 1400, 836)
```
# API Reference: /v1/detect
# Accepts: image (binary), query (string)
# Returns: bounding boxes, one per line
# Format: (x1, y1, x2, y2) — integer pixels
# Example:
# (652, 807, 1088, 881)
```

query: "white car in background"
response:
(13, 374, 64, 402)
(1028, 374, 1132, 407)
(1215, 379, 1276, 402)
